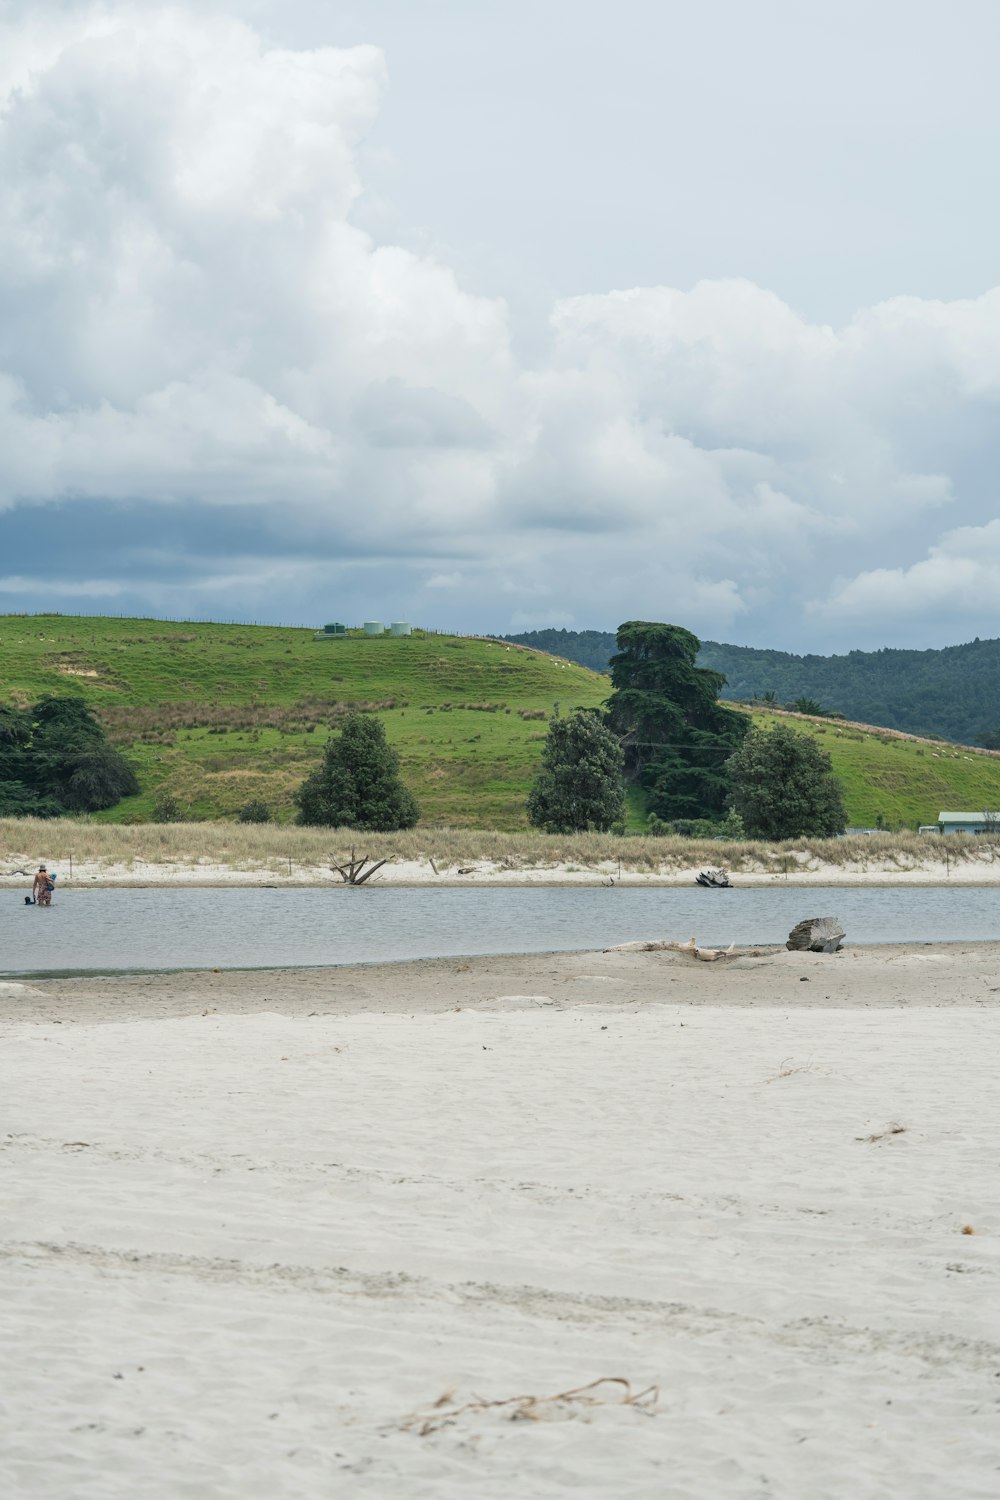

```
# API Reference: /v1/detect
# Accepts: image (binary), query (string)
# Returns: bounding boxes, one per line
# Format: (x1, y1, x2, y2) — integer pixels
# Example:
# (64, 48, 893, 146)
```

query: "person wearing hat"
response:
(32, 865, 54, 906)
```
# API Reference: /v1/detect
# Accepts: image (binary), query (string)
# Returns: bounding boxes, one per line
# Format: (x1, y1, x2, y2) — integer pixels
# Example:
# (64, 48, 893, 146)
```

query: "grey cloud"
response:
(1, 3, 1000, 651)
(354, 379, 494, 449)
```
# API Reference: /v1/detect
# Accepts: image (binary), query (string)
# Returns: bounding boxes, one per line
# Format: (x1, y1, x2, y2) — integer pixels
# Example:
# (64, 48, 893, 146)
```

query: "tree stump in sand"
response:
(786, 917, 845, 953)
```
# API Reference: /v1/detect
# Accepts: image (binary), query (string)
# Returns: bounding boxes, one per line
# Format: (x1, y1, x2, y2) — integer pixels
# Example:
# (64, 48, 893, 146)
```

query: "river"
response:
(3, 885, 998, 976)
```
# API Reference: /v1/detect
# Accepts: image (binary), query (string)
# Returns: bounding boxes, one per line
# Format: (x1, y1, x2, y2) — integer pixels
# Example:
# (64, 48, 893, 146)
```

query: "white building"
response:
(936, 811, 1000, 835)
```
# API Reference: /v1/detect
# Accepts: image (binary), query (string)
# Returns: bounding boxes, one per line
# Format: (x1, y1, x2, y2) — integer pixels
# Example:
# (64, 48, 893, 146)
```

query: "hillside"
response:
(4, 615, 1000, 830)
(503, 629, 1000, 746)
(741, 706, 1000, 830)
(0, 616, 606, 828)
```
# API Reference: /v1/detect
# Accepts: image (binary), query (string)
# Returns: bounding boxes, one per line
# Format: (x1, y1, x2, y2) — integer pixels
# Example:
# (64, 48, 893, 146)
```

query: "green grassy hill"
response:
(3, 615, 1000, 829)
(744, 707, 1000, 830)
(0, 616, 606, 827)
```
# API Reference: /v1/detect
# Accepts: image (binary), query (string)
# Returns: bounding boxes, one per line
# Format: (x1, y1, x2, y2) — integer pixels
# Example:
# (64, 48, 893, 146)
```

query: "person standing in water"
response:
(32, 865, 54, 906)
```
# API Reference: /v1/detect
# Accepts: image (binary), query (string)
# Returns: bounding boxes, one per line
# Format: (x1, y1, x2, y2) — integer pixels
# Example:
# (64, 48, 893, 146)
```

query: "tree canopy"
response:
(606, 621, 748, 822)
(0, 696, 139, 817)
(725, 722, 847, 839)
(295, 713, 419, 831)
(526, 709, 625, 833)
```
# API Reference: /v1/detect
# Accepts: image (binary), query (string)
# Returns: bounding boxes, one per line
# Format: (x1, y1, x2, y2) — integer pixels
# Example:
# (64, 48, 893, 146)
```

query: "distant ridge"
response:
(500, 629, 1000, 746)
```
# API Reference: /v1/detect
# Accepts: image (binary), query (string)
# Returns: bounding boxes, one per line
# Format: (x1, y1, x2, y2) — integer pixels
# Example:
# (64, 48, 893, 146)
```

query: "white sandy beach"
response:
(1, 945, 998, 1498)
(5, 853, 1000, 887)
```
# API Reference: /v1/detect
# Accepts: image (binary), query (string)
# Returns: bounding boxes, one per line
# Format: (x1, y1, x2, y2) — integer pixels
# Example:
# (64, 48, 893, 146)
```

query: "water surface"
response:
(4, 885, 999, 977)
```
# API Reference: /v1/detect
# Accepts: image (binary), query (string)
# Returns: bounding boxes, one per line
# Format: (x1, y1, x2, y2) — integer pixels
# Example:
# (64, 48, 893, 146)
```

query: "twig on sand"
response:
(403, 1376, 659, 1437)
(857, 1122, 907, 1143)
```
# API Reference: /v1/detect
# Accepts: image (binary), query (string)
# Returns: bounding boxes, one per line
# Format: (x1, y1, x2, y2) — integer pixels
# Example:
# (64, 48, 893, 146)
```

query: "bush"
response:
(153, 791, 184, 823)
(238, 799, 272, 823)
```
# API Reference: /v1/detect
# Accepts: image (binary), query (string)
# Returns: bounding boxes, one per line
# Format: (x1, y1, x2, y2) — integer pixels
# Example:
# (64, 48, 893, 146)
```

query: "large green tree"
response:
(606, 621, 748, 821)
(295, 713, 419, 831)
(0, 696, 138, 816)
(725, 722, 847, 838)
(526, 709, 626, 833)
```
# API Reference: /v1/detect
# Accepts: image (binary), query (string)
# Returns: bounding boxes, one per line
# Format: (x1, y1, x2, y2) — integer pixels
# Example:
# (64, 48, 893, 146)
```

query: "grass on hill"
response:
(3, 615, 1000, 831)
(743, 706, 1000, 829)
(0, 615, 607, 828)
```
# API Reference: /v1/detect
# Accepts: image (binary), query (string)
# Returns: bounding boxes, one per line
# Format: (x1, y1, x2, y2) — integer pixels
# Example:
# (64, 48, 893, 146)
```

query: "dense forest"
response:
(501, 629, 1000, 746)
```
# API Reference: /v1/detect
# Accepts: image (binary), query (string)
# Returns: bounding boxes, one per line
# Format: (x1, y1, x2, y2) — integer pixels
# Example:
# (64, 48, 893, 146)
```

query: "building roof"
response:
(938, 811, 1000, 822)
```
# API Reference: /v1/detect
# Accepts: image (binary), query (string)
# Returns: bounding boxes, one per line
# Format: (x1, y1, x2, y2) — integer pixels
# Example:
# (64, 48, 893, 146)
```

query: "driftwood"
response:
(786, 916, 845, 953)
(331, 847, 387, 886)
(695, 867, 731, 888)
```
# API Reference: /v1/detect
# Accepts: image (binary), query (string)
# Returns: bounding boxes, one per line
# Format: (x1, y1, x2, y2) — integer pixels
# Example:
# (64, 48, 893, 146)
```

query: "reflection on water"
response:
(3, 885, 999, 976)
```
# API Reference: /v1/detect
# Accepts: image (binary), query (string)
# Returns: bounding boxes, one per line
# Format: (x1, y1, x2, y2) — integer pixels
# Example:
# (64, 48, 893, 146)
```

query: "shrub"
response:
(238, 800, 272, 824)
(153, 791, 184, 823)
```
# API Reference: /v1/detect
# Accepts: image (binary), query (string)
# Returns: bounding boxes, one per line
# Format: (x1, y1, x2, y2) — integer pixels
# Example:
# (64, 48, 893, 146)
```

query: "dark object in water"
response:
(786, 916, 845, 953)
(696, 868, 731, 888)
(25, 895, 35, 905)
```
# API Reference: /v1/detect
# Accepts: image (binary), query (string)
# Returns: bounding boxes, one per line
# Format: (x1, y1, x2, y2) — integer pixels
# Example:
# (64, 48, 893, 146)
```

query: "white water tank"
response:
(389, 621, 412, 636)
(363, 620, 384, 636)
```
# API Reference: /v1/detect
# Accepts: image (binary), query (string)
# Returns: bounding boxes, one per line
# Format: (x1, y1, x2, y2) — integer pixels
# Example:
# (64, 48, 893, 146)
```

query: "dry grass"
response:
(857, 1123, 908, 1143)
(1, 818, 993, 876)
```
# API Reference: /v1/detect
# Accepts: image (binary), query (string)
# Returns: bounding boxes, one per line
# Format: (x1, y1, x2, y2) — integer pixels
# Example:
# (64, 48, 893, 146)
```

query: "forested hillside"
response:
(502, 629, 618, 673)
(503, 630, 1000, 746)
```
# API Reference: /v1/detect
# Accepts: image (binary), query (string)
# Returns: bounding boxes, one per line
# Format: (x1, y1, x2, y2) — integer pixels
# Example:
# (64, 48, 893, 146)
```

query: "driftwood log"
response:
(786, 917, 845, 953)
(331, 847, 387, 886)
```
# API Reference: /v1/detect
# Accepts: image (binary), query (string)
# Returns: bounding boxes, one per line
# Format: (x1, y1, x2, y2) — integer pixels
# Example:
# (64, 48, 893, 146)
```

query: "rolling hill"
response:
(0, 616, 606, 827)
(3, 614, 1000, 830)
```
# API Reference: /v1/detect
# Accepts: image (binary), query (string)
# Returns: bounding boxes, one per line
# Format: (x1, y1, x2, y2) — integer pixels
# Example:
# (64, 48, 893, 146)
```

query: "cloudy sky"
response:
(2, 0, 999, 651)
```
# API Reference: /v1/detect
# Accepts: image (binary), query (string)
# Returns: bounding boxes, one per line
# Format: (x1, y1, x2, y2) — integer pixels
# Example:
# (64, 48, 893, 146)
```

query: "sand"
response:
(5, 853, 1000, 888)
(2, 945, 999, 1498)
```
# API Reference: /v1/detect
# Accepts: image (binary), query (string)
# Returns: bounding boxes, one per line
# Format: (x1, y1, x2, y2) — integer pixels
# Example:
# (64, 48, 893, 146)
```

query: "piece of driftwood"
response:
(331, 847, 387, 886)
(786, 917, 845, 953)
(696, 867, 731, 888)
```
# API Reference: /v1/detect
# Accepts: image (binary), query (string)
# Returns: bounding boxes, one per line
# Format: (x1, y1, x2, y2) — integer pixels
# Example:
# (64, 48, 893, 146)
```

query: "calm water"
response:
(2, 885, 999, 976)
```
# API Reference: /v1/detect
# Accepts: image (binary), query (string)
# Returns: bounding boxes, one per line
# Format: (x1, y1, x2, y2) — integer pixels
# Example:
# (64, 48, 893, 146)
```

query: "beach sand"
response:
(5, 853, 1000, 888)
(2, 945, 998, 1497)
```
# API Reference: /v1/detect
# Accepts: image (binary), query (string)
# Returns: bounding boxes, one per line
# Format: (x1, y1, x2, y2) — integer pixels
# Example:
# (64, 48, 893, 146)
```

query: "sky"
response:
(2, 0, 1000, 652)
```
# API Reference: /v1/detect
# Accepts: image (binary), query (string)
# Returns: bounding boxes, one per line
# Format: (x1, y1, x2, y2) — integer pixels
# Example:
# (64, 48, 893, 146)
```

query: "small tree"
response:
(527, 710, 626, 833)
(295, 713, 419, 831)
(725, 723, 847, 839)
(153, 790, 184, 823)
(238, 799, 272, 824)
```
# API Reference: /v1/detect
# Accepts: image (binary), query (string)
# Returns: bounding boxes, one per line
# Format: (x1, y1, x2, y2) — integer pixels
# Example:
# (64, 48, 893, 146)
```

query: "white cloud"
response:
(1, 2, 1000, 647)
(818, 519, 1000, 622)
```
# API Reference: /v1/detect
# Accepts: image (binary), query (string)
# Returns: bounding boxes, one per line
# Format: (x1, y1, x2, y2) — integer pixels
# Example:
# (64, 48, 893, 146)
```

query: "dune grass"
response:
(3, 816, 997, 879)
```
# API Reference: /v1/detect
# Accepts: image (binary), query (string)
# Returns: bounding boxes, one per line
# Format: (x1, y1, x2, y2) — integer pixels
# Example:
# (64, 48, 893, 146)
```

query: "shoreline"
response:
(4, 860, 1000, 889)
(6, 941, 1000, 1022)
(4, 930, 1000, 986)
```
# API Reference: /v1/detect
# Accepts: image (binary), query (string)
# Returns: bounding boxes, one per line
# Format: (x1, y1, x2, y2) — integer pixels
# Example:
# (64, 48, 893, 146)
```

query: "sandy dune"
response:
(2, 947, 998, 1497)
